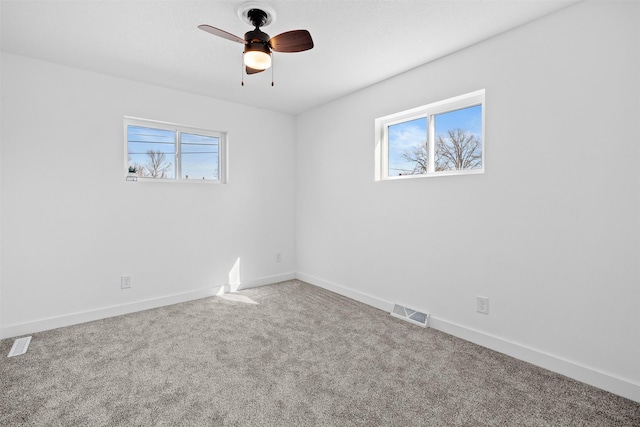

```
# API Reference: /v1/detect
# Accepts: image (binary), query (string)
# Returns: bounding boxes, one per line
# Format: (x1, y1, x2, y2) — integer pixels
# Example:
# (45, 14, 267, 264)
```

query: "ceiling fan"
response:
(198, 3, 314, 82)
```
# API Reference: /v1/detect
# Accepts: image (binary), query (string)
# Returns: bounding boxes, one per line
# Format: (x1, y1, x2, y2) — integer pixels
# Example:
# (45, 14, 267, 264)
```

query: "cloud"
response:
(389, 119, 427, 152)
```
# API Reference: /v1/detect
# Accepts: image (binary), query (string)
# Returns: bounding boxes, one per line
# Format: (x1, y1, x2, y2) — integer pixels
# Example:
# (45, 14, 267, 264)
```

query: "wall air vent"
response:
(391, 304, 430, 327)
(8, 336, 32, 357)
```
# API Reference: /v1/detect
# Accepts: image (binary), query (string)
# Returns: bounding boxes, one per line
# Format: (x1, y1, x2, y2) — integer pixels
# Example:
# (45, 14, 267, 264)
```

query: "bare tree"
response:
(401, 128, 482, 174)
(142, 150, 172, 178)
(435, 129, 482, 171)
(401, 143, 429, 175)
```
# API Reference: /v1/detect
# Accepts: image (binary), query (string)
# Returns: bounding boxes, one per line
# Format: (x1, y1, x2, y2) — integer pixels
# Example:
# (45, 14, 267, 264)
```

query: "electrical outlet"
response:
(121, 275, 132, 289)
(476, 296, 489, 314)
(276, 253, 282, 263)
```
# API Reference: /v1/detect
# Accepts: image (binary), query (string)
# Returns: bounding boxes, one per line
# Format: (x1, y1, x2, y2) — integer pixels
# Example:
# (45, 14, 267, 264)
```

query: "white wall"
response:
(0, 53, 296, 336)
(296, 0, 639, 401)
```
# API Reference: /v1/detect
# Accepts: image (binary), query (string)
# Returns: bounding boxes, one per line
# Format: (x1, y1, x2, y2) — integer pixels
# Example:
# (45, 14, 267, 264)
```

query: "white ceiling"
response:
(1, 0, 581, 115)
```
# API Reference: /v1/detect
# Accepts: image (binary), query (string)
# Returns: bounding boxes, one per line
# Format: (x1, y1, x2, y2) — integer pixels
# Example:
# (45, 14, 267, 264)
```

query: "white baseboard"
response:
(429, 317, 640, 403)
(296, 272, 640, 403)
(0, 272, 298, 340)
(296, 272, 393, 312)
(0, 285, 228, 340)
(233, 272, 297, 291)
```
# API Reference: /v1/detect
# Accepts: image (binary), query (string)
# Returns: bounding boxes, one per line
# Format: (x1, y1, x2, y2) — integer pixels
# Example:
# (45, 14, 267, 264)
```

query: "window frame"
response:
(124, 116, 227, 183)
(375, 89, 485, 180)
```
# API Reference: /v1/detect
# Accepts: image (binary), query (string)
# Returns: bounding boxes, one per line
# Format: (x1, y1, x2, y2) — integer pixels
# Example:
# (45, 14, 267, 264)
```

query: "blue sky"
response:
(181, 132, 219, 180)
(388, 117, 427, 175)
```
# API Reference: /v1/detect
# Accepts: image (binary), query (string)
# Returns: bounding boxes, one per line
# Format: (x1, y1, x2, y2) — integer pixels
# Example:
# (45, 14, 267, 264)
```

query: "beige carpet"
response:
(1, 280, 638, 426)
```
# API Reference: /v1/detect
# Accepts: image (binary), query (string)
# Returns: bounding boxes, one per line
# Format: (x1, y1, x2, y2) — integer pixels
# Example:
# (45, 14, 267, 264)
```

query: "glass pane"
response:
(180, 133, 219, 180)
(127, 125, 176, 179)
(434, 105, 482, 171)
(388, 117, 427, 176)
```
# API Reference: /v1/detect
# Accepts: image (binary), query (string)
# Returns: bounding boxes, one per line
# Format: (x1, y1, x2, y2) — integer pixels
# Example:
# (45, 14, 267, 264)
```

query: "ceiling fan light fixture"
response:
(244, 43, 271, 70)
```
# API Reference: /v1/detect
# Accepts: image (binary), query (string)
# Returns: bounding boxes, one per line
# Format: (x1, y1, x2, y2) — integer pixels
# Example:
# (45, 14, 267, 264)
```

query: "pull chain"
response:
(271, 55, 274, 86)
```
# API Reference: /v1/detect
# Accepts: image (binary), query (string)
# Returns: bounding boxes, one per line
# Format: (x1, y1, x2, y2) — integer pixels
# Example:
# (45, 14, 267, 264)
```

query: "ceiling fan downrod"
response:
(247, 8, 269, 28)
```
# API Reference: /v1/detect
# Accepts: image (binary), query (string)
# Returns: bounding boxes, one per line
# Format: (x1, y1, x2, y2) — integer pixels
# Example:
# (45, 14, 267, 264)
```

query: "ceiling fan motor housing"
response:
(244, 28, 271, 54)
(245, 28, 269, 44)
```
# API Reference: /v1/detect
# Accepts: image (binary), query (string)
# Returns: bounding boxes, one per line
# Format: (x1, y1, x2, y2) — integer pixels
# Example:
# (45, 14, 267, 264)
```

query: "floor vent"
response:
(391, 304, 430, 327)
(8, 336, 32, 357)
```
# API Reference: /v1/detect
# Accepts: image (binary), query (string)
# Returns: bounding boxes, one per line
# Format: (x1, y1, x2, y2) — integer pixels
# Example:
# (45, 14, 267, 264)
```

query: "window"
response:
(125, 117, 226, 182)
(375, 90, 485, 180)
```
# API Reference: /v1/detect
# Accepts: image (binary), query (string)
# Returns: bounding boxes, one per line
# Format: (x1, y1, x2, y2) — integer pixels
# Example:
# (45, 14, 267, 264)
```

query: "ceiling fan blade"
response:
(269, 30, 314, 53)
(246, 66, 265, 75)
(198, 24, 246, 44)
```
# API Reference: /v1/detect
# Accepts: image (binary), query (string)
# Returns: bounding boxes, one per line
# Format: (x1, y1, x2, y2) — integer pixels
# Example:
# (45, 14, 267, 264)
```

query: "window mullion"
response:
(176, 130, 181, 179)
(427, 115, 435, 173)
